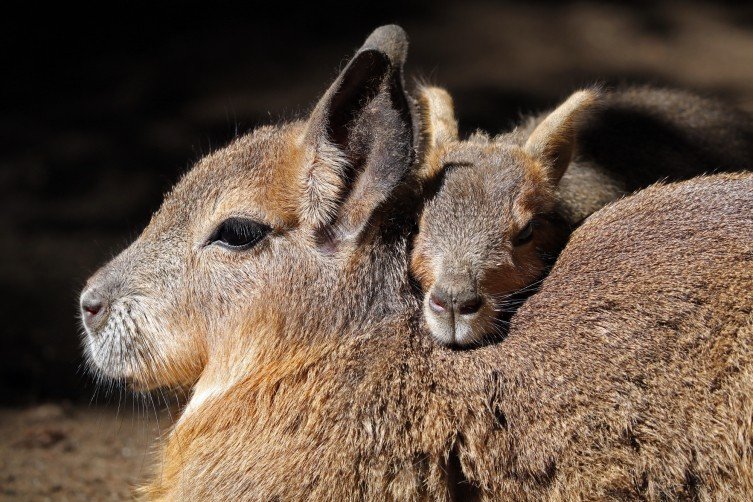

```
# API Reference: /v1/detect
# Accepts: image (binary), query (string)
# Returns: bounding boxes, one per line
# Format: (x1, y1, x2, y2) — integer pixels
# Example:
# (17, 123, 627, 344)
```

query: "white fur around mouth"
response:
(85, 300, 144, 381)
(423, 298, 497, 347)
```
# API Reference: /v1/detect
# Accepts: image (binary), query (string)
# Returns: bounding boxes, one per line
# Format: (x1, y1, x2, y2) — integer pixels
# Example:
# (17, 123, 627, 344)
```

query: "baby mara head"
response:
(412, 87, 601, 347)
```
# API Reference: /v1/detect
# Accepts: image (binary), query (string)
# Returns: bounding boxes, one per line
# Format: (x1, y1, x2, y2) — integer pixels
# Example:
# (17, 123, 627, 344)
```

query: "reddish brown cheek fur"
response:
(410, 235, 436, 293)
(476, 173, 559, 301)
(480, 251, 545, 300)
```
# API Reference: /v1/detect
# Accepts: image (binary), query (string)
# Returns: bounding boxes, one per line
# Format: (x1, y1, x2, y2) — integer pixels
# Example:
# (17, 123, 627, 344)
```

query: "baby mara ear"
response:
(301, 24, 415, 248)
(418, 85, 459, 148)
(415, 85, 460, 181)
(524, 87, 603, 184)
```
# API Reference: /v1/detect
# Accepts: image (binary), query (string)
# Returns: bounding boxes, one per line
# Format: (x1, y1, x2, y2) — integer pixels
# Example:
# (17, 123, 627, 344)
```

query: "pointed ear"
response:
(524, 88, 602, 184)
(300, 25, 415, 245)
(414, 86, 460, 181)
(418, 85, 459, 147)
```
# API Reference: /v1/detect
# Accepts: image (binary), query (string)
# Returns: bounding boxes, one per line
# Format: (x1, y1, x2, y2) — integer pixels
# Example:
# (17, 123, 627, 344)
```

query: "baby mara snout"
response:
(423, 277, 491, 347)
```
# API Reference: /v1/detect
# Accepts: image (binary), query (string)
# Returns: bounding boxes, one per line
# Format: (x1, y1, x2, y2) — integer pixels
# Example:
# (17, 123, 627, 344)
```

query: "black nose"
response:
(455, 290, 483, 315)
(428, 287, 483, 317)
(81, 288, 107, 330)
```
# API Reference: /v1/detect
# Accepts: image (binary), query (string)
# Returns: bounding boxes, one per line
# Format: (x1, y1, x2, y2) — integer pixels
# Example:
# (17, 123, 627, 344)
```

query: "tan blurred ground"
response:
(1, 404, 172, 500)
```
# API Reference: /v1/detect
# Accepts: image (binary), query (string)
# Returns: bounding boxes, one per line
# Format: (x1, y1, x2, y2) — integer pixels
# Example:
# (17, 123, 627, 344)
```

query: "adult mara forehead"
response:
(154, 122, 306, 230)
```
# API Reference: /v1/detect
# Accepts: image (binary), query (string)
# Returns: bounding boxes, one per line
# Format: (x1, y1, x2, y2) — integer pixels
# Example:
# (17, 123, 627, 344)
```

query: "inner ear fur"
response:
(300, 25, 415, 246)
(524, 88, 602, 184)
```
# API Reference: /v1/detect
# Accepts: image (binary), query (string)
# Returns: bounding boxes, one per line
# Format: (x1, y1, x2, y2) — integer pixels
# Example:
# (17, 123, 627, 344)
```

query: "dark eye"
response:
(513, 221, 534, 246)
(208, 217, 271, 251)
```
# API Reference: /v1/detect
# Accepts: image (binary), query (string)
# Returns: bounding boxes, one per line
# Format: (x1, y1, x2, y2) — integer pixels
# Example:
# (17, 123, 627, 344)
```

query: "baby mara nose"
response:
(429, 288, 483, 316)
(80, 288, 108, 331)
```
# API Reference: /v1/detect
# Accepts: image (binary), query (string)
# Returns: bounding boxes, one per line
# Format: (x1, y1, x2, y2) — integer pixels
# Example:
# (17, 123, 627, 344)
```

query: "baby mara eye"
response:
(208, 217, 271, 251)
(513, 220, 535, 246)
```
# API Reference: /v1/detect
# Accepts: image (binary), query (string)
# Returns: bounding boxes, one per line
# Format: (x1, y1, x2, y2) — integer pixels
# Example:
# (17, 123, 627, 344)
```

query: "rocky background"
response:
(2, 1, 753, 498)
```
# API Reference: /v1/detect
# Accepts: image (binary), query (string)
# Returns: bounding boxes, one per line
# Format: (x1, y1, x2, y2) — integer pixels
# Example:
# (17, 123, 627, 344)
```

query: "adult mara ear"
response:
(524, 88, 602, 184)
(300, 24, 415, 246)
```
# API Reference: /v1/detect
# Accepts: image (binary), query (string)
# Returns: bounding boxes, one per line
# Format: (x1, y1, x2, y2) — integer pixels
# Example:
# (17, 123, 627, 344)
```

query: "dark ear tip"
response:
(361, 24, 408, 66)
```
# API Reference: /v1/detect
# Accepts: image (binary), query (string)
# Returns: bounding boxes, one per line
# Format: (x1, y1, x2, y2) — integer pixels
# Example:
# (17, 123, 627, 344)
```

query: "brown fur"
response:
(413, 85, 753, 346)
(78, 25, 753, 500)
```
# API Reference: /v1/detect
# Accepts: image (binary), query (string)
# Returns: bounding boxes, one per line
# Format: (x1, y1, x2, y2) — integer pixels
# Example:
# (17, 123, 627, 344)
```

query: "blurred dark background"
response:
(3, 1, 753, 404)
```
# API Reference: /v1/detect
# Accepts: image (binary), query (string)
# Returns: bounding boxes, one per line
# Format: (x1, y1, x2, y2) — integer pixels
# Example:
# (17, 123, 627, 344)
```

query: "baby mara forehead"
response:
(422, 138, 556, 254)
